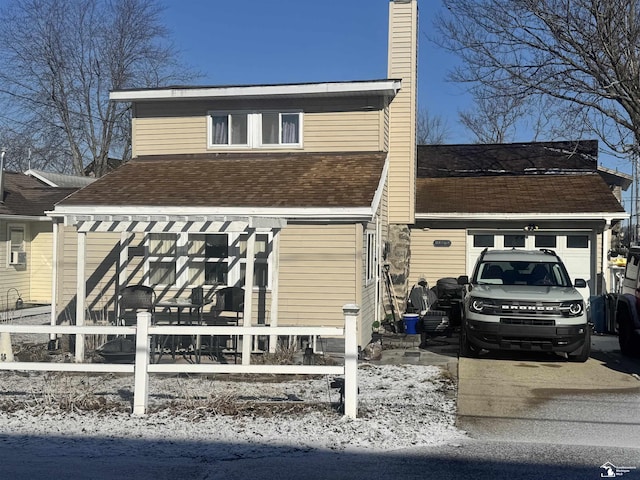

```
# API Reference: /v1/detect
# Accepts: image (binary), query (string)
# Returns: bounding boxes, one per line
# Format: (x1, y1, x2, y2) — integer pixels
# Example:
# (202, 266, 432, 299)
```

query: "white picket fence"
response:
(0, 304, 360, 418)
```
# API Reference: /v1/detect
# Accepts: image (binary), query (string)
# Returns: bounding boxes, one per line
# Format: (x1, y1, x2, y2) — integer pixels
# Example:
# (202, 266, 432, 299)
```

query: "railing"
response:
(0, 304, 360, 418)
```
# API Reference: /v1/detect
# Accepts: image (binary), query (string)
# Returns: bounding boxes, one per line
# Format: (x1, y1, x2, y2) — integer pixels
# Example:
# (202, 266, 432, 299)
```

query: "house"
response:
(0, 170, 79, 310)
(409, 141, 630, 299)
(46, 0, 629, 357)
(47, 0, 418, 351)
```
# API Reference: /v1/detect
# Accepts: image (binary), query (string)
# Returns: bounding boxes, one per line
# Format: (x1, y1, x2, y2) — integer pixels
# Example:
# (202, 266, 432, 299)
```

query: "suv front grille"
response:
(498, 301, 562, 317)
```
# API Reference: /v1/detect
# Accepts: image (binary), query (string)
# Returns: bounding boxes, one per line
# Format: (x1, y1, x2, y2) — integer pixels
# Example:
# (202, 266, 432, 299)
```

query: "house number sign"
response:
(433, 240, 452, 247)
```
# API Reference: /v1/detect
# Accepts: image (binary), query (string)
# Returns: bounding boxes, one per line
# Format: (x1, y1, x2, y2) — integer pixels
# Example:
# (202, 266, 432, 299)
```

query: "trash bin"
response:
(402, 313, 420, 334)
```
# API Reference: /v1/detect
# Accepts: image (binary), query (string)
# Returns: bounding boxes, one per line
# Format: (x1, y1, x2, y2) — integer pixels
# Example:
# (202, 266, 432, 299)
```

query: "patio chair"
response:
(208, 287, 244, 363)
(118, 285, 156, 325)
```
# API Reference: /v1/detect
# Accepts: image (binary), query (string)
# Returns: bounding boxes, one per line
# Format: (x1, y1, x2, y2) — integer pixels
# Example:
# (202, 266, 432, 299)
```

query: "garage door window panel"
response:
(567, 235, 589, 248)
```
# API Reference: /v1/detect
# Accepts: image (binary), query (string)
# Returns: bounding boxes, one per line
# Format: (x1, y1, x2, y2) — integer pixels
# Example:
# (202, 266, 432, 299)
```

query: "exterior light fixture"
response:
(524, 224, 539, 232)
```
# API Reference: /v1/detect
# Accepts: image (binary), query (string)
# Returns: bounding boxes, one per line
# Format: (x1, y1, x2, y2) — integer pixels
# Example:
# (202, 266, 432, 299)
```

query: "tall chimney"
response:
(387, 0, 418, 224)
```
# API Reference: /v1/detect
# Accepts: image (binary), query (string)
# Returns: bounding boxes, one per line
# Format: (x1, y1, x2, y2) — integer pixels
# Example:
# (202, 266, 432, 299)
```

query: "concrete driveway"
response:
(457, 334, 640, 447)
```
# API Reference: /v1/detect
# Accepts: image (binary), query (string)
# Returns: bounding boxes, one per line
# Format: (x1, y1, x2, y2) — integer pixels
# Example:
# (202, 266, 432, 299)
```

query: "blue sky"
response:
(160, 0, 473, 144)
(164, 1, 633, 182)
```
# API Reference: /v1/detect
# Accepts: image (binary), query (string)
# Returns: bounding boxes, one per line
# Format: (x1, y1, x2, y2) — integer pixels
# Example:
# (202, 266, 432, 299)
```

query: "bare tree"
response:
(417, 109, 450, 144)
(435, 0, 640, 154)
(0, 0, 198, 176)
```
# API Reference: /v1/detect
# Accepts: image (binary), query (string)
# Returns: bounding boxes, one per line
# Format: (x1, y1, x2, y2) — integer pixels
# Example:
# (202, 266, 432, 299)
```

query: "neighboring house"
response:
(48, 0, 418, 350)
(0, 170, 79, 310)
(409, 141, 630, 298)
(25, 169, 96, 188)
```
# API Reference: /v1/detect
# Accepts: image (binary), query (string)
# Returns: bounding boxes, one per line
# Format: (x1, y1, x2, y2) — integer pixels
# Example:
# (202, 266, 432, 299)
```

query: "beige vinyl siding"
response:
(132, 97, 386, 157)
(29, 223, 54, 303)
(133, 116, 206, 156)
(58, 229, 121, 322)
(278, 224, 358, 328)
(360, 222, 377, 347)
(409, 228, 467, 286)
(387, 0, 417, 224)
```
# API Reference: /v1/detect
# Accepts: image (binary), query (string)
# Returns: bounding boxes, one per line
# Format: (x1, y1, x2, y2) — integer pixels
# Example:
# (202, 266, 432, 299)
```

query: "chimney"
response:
(387, 0, 418, 224)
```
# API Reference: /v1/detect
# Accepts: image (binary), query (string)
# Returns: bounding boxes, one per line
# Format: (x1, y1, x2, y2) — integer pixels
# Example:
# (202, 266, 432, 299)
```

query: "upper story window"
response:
(208, 111, 302, 149)
(211, 113, 248, 146)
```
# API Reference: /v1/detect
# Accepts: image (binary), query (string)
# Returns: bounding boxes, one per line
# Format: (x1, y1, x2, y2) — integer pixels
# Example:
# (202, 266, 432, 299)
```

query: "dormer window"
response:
(211, 113, 248, 146)
(208, 111, 302, 149)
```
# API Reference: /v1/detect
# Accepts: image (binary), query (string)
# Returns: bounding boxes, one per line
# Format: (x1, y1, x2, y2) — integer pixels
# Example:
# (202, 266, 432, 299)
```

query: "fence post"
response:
(342, 303, 359, 419)
(132, 311, 151, 416)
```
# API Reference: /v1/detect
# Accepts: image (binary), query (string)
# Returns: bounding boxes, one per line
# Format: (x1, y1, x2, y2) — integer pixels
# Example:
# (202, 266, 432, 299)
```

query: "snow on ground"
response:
(0, 313, 465, 461)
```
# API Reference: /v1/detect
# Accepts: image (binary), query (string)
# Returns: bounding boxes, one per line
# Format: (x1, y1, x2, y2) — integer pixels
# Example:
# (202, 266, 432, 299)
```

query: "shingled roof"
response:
(0, 172, 77, 217)
(417, 140, 598, 178)
(416, 174, 626, 214)
(57, 152, 387, 210)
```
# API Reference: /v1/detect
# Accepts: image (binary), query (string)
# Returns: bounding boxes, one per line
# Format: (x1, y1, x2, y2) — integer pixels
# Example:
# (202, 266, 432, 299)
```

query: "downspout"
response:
(0, 148, 5, 204)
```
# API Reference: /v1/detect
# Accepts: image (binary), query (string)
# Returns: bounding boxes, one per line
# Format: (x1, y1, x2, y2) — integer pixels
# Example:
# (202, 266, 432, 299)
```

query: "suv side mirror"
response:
(457, 275, 469, 285)
(574, 278, 587, 288)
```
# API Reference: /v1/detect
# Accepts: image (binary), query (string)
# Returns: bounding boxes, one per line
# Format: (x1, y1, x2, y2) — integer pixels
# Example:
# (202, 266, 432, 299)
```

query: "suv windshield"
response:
(473, 260, 572, 287)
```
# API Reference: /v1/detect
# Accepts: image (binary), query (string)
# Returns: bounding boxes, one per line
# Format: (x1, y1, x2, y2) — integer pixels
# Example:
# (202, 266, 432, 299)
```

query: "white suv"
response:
(459, 249, 591, 362)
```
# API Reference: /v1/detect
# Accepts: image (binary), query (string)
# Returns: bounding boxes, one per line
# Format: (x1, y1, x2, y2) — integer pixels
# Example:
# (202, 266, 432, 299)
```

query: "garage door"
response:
(467, 231, 593, 298)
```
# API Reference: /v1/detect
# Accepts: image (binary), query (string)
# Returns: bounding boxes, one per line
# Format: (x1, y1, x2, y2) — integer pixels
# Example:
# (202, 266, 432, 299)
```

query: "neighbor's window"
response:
(8, 226, 25, 254)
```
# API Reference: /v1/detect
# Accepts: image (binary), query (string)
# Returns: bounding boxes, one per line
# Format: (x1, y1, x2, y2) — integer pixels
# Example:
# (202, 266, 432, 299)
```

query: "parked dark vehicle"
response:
(611, 246, 640, 357)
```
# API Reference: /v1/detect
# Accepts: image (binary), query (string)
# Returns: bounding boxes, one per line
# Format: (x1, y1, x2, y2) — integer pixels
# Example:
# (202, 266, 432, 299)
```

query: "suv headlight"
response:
(468, 296, 497, 314)
(560, 300, 584, 317)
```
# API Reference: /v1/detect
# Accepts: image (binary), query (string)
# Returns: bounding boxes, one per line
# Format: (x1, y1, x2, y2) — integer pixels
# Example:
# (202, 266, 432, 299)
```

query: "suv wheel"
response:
(568, 326, 591, 363)
(459, 324, 479, 358)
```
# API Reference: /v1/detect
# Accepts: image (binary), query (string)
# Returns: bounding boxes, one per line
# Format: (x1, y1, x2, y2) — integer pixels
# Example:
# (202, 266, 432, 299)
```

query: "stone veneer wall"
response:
(386, 224, 411, 315)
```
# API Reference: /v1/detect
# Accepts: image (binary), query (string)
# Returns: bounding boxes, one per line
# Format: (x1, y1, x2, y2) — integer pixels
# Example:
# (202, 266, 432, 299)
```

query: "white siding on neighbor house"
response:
(132, 97, 387, 157)
(409, 228, 467, 287)
(278, 224, 358, 328)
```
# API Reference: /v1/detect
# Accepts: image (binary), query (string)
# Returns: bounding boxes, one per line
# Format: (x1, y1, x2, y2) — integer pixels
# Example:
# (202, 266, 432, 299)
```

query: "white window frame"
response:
(257, 111, 303, 148)
(7, 224, 26, 267)
(146, 233, 178, 286)
(207, 110, 302, 150)
(145, 231, 273, 290)
(365, 231, 377, 286)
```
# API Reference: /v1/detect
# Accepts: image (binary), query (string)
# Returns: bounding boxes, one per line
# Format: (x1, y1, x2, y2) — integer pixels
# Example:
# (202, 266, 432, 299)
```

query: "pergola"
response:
(47, 209, 287, 361)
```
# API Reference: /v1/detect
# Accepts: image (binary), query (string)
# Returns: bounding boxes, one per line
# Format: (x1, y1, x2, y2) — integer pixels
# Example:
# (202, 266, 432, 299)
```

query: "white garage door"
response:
(467, 231, 593, 298)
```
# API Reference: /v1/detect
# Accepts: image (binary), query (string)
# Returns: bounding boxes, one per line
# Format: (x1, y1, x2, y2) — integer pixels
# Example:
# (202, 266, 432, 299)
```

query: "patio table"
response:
(155, 298, 212, 363)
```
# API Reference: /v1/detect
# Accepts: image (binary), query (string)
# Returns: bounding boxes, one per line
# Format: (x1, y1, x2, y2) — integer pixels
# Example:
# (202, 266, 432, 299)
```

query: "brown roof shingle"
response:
(0, 172, 77, 216)
(416, 174, 626, 214)
(58, 152, 387, 209)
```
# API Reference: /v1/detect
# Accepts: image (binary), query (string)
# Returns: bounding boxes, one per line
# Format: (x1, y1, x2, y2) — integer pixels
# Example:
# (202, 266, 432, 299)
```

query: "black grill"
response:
(500, 318, 556, 326)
